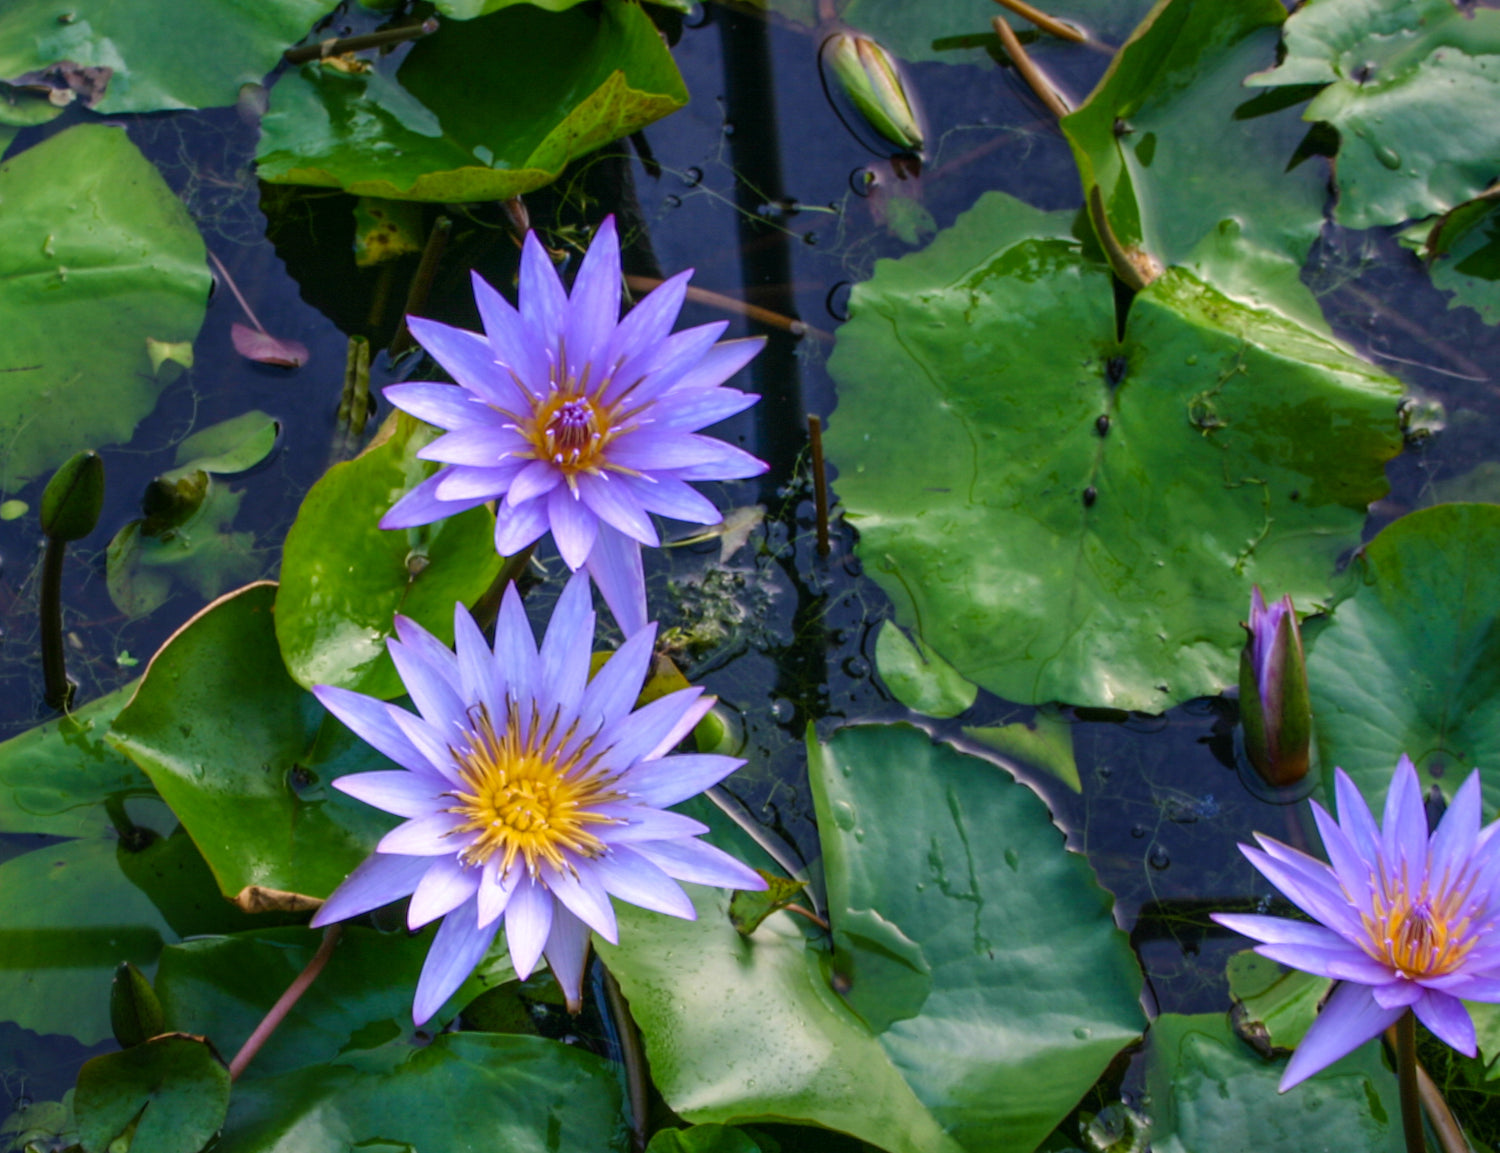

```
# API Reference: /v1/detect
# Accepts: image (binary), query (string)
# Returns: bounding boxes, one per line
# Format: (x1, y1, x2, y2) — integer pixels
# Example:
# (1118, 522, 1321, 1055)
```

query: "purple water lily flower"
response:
(381, 216, 767, 635)
(1214, 756, 1500, 1091)
(310, 573, 766, 1023)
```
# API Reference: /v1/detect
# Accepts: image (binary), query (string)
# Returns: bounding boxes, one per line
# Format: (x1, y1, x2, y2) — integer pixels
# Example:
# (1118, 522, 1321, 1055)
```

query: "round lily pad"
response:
(108, 583, 399, 903)
(825, 191, 1403, 711)
(1248, 0, 1500, 229)
(601, 725, 1144, 1153)
(0, 125, 209, 490)
(0, 0, 338, 113)
(74, 1034, 230, 1153)
(256, 0, 688, 202)
(1307, 503, 1500, 817)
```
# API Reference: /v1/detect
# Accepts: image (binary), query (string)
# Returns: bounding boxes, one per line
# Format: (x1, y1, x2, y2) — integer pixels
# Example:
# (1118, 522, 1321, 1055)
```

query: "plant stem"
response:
(284, 17, 440, 64)
(991, 16, 1072, 120)
(390, 216, 452, 358)
(1395, 1010, 1428, 1153)
(785, 903, 831, 931)
(991, 0, 1086, 43)
(623, 274, 834, 344)
(39, 536, 71, 710)
(807, 414, 831, 557)
(601, 965, 649, 1153)
(229, 925, 342, 1081)
(207, 249, 267, 335)
(469, 542, 538, 633)
(1384, 1023, 1466, 1153)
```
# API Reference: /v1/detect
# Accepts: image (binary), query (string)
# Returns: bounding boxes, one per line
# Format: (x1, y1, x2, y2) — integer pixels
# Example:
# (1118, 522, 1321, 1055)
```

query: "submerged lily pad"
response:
(108, 583, 399, 902)
(825, 192, 1403, 711)
(1307, 503, 1500, 817)
(275, 414, 501, 699)
(1062, 0, 1326, 277)
(602, 725, 1144, 1153)
(170, 411, 281, 477)
(873, 620, 977, 718)
(256, 0, 687, 202)
(1248, 0, 1500, 229)
(214, 1033, 626, 1152)
(1145, 1013, 1403, 1152)
(0, 124, 209, 490)
(0, 0, 338, 113)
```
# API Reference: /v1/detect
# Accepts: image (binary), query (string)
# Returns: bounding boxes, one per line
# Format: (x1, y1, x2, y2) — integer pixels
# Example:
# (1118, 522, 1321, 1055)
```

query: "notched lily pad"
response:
(826, 191, 1403, 711)
(1307, 503, 1500, 818)
(1403, 191, 1500, 326)
(874, 620, 978, 719)
(74, 1033, 230, 1153)
(256, 0, 688, 202)
(275, 413, 501, 699)
(1248, 0, 1500, 228)
(108, 582, 399, 901)
(1225, 950, 1330, 1056)
(0, 124, 209, 490)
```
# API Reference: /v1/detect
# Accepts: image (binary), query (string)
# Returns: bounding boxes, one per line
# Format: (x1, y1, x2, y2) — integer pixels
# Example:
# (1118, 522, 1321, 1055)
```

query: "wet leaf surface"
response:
(74, 1033, 229, 1153)
(826, 192, 1403, 711)
(256, 0, 687, 202)
(0, 125, 208, 490)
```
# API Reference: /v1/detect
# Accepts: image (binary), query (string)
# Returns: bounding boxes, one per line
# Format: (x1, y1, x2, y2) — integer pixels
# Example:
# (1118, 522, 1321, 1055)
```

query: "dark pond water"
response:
(4, 0, 1500, 1134)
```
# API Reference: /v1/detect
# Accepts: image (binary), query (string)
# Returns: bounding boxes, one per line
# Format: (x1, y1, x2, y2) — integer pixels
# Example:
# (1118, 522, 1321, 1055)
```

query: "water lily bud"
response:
(39, 450, 104, 542)
(1239, 587, 1312, 788)
(826, 32, 924, 154)
(109, 961, 164, 1048)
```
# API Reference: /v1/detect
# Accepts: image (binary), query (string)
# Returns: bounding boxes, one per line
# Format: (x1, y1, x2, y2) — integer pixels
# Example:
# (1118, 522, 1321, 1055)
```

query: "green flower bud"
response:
(109, 961, 165, 1049)
(1240, 587, 1312, 788)
(40, 450, 104, 542)
(826, 32, 924, 154)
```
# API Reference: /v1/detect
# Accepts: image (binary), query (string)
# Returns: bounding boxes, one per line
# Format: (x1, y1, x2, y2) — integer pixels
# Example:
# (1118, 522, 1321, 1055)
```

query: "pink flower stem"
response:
(228, 925, 342, 1082)
(1394, 1010, 1428, 1153)
(207, 250, 267, 335)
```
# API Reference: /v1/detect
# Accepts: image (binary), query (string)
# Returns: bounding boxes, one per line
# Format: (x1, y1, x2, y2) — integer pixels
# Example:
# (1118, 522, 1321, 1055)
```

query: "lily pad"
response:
(1145, 1013, 1403, 1152)
(275, 414, 501, 700)
(1247, 0, 1500, 229)
(155, 927, 513, 1078)
(647, 1126, 773, 1153)
(256, 0, 688, 202)
(1061, 0, 1326, 276)
(170, 411, 281, 477)
(1225, 950, 1330, 1054)
(0, 124, 209, 490)
(213, 1033, 626, 1153)
(963, 706, 1080, 792)
(74, 1034, 230, 1153)
(0, 0, 338, 113)
(873, 620, 977, 719)
(0, 681, 149, 838)
(108, 583, 399, 902)
(1407, 193, 1500, 326)
(1307, 503, 1500, 818)
(825, 192, 1403, 711)
(602, 725, 1144, 1152)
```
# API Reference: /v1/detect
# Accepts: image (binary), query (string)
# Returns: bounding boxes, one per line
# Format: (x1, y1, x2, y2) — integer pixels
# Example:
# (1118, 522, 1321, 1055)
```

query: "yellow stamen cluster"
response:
(447, 701, 621, 877)
(1358, 866, 1478, 979)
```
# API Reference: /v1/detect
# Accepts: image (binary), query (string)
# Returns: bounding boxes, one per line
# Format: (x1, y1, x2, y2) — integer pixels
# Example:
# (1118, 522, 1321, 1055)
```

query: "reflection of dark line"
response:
(0, 927, 163, 968)
(717, 7, 805, 495)
(1, 365, 42, 373)
(1128, 897, 1299, 947)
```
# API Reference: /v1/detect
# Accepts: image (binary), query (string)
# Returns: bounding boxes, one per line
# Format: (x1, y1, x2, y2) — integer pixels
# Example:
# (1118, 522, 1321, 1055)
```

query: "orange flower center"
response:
(1360, 876, 1477, 979)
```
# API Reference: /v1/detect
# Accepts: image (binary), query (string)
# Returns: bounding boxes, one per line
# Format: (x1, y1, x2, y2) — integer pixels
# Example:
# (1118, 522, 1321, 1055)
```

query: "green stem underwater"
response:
(39, 535, 70, 710)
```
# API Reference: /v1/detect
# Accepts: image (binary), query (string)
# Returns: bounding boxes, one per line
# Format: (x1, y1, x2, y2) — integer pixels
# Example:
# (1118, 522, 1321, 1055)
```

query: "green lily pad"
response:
(1247, 0, 1500, 229)
(1225, 950, 1330, 1054)
(1406, 193, 1500, 327)
(873, 620, 977, 719)
(74, 1034, 230, 1153)
(825, 192, 1403, 711)
(108, 583, 399, 903)
(748, 0, 1157, 66)
(647, 1126, 774, 1153)
(276, 414, 501, 700)
(156, 927, 514, 1078)
(1145, 1013, 1403, 1152)
(256, 0, 687, 202)
(0, 0, 338, 113)
(1307, 503, 1500, 817)
(602, 725, 1144, 1153)
(170, 411, 281, 477)
(963, 706, 1080, 792)
(0, 124, 209, 490)
(213, 1033, 626, 1152)
(0, 681, 150, 838)
(0, 838, 172, 1045)
(106, 477, 260, 620)
(1061, 0, 1326, 278)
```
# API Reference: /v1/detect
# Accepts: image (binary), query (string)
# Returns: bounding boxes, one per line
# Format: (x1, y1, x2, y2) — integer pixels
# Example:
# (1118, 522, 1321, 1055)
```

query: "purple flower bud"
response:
(1239, 587, 1312, 788)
